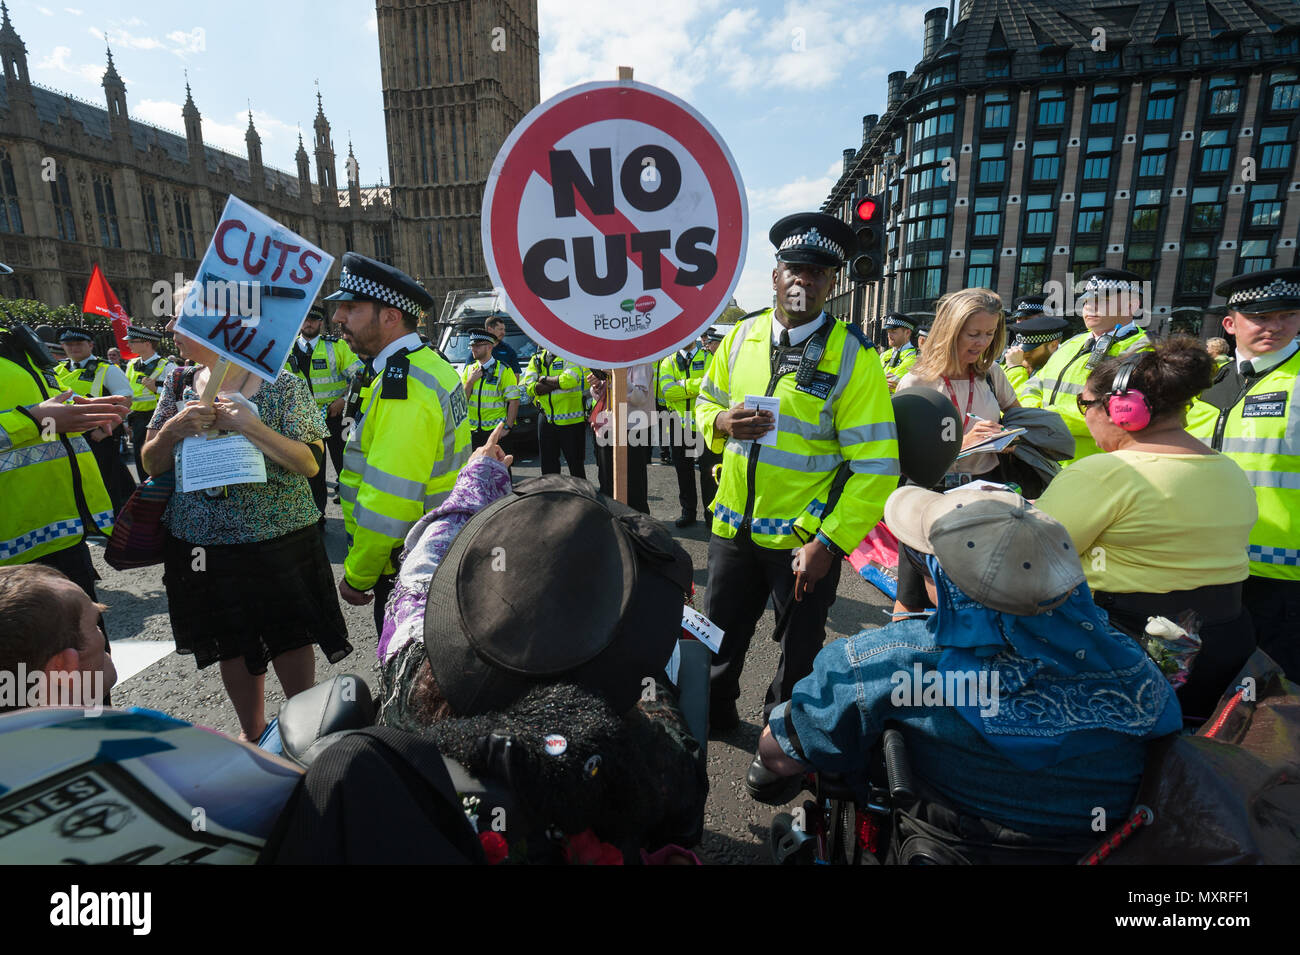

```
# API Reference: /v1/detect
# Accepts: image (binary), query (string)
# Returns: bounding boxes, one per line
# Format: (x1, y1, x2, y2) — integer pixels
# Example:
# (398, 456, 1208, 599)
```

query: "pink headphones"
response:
(1106, 353, 1152, 431)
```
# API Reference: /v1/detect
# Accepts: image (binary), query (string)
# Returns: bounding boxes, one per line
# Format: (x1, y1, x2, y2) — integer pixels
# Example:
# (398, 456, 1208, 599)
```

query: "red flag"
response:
(82, 263, 137, 359)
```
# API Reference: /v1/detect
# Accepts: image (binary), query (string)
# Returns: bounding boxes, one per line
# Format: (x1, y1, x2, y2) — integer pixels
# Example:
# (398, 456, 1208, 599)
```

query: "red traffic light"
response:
(855, 198, 878, 222)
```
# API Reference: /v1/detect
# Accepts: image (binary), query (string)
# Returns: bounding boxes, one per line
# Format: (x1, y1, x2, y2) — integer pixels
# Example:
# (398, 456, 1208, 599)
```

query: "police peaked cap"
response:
(323, 251, 434, 318)
(124, 325, 163, 342)
(1216, 267, 1300, 315)
(703, 325, 728, 342)
(769, 212, 856, 269)
(1011, 294, 1055, 319)
(467, 328, 496, 345)
(1078, 267, 1144, 301)
(1009, 315, 1071, 348)
(59, 326, 93, 342)
(882, 312, 917, 331)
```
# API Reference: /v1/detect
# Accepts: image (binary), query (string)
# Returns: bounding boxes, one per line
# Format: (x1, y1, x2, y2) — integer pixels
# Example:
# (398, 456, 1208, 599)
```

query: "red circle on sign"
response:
(635, 295, 657, 313)
(482, 81, 747, 368)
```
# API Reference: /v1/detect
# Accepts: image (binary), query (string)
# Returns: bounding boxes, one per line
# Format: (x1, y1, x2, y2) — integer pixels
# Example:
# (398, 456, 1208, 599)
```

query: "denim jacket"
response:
(768, 618, 1151, 839)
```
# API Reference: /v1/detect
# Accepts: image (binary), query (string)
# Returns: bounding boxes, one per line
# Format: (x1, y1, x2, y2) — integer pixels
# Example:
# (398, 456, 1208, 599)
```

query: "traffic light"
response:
(849, 194, 883, 284)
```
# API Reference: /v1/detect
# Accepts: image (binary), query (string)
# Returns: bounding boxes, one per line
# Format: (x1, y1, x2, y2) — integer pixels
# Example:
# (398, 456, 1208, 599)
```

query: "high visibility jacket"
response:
(124, 354, 175, 414)
(461, 359, 520, 431)
(289, 336, 363, 408)
(339, 345, 471, 590)
(1004, 363, 1030, 396)
(695, 309, 899, 552)
(1187, 350, 1300, 581)
(0, 334, 115, 564)
(881, 345, 918, 392)
(56, 358, 109, 399)
(657, 347, 711, 420)
(1020, 328, 1151, 462)
(522, 350, 586, 425)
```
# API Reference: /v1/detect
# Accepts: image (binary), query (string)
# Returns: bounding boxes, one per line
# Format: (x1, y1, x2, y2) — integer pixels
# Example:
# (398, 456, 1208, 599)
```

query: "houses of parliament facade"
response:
(0, 0, 540, 323)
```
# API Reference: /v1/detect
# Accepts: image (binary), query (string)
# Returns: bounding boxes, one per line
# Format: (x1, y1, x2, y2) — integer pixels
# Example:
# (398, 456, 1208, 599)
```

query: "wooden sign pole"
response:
(610, 64, 636, 506)
(198, 357, 235, 439)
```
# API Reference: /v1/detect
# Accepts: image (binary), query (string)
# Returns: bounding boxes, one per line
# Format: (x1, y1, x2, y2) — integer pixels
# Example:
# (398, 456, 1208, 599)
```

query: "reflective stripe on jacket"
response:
(694, 309, 899, 552)
(339, 346, 471, 589)
(1188, 349, 1300, 581)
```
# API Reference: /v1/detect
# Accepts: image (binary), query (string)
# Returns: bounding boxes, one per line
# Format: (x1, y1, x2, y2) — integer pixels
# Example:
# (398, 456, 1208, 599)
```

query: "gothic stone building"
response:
(0, 0, 539, 326)
(823, 0, 1300, 337)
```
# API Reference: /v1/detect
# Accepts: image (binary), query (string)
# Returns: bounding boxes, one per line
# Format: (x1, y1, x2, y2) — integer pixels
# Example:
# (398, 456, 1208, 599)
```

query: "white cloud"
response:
(34, 45, 105, 85)
(365, 11, 377, 33)
(92, 25, 164, 51)
(36, 6, 54, 16)
(135, 99, 301, 163)
(539, 0, 728, 99)
(166, 27, 206, 56)
(64, 7, 83, 15)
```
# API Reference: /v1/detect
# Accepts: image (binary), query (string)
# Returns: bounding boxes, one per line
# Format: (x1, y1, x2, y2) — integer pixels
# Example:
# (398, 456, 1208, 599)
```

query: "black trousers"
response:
(373, 572, 397, 636)
(1243, 575, 1300, 683)
(128, 411, 151, 480)
(325, 412, 346, 481)
(89, 423, 136, 515)
(667, 416, 719, 522)
(538, 417, 586, 478)
(706, 529, 843, 723)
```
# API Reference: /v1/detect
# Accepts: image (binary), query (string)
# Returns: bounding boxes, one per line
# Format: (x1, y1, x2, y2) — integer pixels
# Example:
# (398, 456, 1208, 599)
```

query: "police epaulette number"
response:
(381, 354, 409, 399)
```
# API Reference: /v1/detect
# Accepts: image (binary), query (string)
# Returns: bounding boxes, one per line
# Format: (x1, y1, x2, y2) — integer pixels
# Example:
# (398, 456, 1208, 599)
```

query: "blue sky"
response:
(14, 0, 931, 310)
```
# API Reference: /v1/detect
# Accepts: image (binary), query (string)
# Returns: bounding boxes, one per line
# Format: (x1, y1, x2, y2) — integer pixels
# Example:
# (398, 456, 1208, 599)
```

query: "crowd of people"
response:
(2, 208, 1298, 863)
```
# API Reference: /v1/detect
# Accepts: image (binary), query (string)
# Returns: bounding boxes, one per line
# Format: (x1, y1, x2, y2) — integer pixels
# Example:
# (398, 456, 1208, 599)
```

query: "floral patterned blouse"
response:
(149, 368, 325, 545)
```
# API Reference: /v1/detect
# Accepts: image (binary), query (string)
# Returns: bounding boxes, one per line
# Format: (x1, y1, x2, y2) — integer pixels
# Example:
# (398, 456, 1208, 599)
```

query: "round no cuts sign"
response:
(482, 81, 747, 368)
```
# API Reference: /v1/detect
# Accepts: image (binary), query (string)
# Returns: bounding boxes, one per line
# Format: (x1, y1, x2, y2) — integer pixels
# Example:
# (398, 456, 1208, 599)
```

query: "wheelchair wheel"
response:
(825, 799, 858, 865)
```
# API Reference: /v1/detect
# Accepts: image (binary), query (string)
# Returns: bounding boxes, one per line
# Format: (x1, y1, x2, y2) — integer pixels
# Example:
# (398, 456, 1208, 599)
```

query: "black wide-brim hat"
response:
(769, 212, 856, 269)
(1216, 267, 1300, 315)
(323, 251, 434, 317)
(424, 476, 692, 716)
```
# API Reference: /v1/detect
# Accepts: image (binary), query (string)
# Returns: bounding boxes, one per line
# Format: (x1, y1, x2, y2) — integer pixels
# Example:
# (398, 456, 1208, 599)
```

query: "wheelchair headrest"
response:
(279, 674, 375, 767)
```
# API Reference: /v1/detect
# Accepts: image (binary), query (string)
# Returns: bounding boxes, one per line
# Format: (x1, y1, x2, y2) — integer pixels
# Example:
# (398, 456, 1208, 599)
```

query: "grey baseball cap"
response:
(884, 486, 1085, 616)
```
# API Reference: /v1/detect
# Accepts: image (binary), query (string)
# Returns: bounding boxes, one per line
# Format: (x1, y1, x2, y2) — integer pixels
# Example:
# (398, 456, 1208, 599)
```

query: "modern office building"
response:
(823, 0, 1300, 337)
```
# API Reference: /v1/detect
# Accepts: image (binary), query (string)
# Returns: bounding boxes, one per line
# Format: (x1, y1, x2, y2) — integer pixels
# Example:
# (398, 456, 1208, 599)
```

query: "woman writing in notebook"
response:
(894, 287, 1021, 614)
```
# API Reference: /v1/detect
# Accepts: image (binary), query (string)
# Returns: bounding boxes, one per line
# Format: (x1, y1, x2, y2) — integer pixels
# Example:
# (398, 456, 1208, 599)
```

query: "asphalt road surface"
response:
(104, 435, 894, 865)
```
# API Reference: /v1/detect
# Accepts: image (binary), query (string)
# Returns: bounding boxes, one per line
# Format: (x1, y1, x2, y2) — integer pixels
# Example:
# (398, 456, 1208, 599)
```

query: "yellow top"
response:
(1035, 449, 1257, 594)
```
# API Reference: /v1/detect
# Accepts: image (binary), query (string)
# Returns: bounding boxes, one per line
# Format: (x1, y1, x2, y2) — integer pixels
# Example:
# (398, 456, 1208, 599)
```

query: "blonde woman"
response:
(894, 288, 1021, 614)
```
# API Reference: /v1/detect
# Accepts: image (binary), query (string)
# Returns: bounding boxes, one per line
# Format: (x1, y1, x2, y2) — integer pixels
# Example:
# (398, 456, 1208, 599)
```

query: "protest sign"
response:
(174, 195, 333, 382)
(482, 80, 746, 369)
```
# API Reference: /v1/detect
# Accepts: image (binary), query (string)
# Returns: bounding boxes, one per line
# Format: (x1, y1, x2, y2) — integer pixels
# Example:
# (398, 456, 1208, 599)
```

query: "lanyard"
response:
(942, 371, 975, 424)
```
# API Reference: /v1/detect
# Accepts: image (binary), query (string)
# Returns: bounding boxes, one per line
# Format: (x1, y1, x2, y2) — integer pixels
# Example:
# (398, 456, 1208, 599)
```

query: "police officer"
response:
(880, 312, 919, 393)
(1020, 268, 1151, 462)
(123, 325, 177, 479)
(658, 330, 713, 527)
(1003, 300, 1071, 397)
(56, 327, 136, 513)
(288, 304, 364, 516)
(327, 253, 472, 633)
(1187, 267, 1300, 681)
(523, 346, 587, 478)
(462, 328, 520, 449)
(695, 212, 899, 735)
(1, 282, 124, 601)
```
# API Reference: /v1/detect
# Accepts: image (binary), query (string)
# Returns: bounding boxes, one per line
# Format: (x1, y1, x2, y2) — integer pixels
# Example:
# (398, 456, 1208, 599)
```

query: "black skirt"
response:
(162, 524, 353, 674)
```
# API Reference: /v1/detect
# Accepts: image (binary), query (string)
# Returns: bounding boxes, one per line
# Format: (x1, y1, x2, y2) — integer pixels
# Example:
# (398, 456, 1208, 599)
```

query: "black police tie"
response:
(779, 330, 791, 348)
(1241, 360, 1255, 378)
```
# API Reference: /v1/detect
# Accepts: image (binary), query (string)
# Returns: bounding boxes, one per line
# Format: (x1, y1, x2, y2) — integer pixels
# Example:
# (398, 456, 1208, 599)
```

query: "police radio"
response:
(1084, 325, 1120, 371)
(797, 327, 827, 387)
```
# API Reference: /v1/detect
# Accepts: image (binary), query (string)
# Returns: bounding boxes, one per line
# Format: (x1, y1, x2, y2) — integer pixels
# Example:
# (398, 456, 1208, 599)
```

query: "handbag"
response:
(104, 368, 192, 570)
